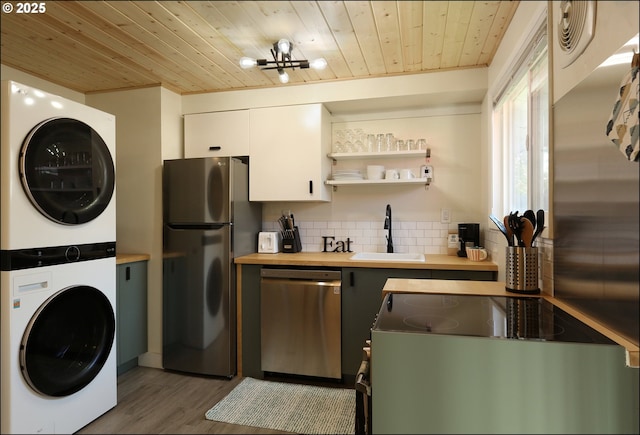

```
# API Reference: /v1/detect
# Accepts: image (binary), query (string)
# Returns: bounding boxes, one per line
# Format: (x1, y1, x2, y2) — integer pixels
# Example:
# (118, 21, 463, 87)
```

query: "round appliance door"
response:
(20, 285, 115, 397)
(19, 117, 115, 225)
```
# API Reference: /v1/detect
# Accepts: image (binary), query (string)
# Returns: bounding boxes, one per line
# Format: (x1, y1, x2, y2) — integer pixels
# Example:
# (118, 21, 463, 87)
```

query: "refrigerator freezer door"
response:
(163, 225, 235, 377)
(163, 157, 232, 224)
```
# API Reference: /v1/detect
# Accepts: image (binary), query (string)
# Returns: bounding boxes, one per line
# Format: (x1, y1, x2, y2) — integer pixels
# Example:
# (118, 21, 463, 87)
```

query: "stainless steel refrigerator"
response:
(162, 157, 261, 377)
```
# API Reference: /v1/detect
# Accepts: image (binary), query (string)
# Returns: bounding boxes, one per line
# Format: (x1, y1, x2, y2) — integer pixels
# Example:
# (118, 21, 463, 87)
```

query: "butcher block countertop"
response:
(383, 278, 639, 368)
(116, 253, 150, 264)
(234, 252, 498, 271)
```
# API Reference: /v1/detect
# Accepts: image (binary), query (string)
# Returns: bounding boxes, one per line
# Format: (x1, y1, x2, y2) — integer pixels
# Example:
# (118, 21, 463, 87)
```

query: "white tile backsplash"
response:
(262, 220, 451, 254)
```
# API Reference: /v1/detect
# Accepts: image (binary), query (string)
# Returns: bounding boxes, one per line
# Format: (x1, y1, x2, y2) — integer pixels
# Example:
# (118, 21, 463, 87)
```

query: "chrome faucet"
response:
(384, 204, 393, 253)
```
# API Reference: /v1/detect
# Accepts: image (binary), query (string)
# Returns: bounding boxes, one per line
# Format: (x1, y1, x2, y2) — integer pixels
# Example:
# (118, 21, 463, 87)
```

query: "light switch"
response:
(441, 208, 451, 223)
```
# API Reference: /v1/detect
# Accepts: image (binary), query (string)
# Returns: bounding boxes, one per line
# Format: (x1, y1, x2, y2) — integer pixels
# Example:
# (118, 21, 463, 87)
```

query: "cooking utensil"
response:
(524, 209, 536, 231)
(504, 215, 514, 246)
(508, 212, 523, 246)
(520, 216, 534, 247)
(532, 209, 545, 243)
(490, 214, 512, 245)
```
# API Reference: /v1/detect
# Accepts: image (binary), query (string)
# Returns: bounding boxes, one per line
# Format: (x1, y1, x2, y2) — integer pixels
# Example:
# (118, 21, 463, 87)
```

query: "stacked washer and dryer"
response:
(1, 81, 118, 434)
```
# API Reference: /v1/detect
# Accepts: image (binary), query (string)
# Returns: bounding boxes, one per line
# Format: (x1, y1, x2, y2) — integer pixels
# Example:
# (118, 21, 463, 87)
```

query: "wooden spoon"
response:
(520, 217, 534, 247)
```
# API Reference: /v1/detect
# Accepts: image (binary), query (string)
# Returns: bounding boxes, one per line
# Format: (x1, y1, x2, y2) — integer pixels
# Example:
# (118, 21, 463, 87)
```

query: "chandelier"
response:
(239, 39, 327, 84)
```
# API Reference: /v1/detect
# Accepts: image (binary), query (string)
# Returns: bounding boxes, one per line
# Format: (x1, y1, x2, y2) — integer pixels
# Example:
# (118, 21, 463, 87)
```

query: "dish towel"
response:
(606, 52, 639, 162)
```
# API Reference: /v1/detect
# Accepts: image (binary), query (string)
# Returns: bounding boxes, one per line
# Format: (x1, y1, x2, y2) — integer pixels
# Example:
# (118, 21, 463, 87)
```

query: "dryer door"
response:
(20, 285, 115, 397)
(19, 117, 115, 225)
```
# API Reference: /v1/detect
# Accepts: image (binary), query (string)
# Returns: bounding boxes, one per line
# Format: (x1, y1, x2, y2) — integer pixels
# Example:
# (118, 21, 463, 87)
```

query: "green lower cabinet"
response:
(371, 330, 639, 434)
(341, 268, 434, 379)
(431, 269, 496, 280)
(341, 267, 496, 380)
(116, 261, 148, 375)
(240, 264, 496, 381)
(240, 264, 264, 379)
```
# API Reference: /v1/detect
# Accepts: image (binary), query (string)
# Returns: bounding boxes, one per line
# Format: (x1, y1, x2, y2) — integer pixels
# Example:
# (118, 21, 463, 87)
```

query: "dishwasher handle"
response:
(260, 268, 341, 281)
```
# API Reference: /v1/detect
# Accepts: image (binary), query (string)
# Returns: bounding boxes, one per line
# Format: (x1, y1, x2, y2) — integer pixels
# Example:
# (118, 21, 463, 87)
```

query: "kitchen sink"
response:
(350, 252, 426, 262)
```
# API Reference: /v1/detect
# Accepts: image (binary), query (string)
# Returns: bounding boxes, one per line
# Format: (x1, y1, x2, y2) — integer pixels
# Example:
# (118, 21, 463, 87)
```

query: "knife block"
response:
(282, 227, 302, 253)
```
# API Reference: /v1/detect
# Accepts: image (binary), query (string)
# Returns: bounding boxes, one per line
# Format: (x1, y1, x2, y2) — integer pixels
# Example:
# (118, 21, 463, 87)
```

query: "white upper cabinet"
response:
(184, 110, 250, 158)
(249, 104, 332, 202)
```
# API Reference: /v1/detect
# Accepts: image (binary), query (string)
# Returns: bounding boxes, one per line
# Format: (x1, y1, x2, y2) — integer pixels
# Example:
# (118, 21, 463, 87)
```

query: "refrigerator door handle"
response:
(166, 223, 227, 230)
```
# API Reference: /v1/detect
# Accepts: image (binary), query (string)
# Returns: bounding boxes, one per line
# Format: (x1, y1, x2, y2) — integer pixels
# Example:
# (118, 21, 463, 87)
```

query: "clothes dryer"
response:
(1, 244, 117, 434)
(1, 80, 116, 250)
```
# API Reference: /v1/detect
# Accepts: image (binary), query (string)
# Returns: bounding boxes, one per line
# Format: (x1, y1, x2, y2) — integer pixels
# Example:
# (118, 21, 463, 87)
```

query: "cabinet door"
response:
(116, 262, 148, 372)
(341, 267, 432, 378)
(184, 110, 250, 158)
(249, 104, 332, 201)
(239, 264, 263, 379)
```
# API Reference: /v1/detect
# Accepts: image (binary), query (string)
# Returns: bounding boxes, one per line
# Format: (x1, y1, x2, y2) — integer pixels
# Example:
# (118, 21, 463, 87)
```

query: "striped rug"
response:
(205, 377, 356, 434)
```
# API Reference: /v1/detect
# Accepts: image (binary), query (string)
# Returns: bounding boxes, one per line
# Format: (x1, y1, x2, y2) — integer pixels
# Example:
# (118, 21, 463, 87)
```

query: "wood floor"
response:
(76, 366, 293, 434)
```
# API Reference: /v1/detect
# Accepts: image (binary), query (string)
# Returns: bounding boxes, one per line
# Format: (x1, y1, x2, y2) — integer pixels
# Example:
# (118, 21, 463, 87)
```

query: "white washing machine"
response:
(1, 251, 117, 434)
(0, 80, 116, 250)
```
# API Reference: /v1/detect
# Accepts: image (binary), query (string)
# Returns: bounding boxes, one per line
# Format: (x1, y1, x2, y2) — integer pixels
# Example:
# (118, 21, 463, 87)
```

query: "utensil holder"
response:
(505, 246, 539, 294)
(282, 227, 302, 253)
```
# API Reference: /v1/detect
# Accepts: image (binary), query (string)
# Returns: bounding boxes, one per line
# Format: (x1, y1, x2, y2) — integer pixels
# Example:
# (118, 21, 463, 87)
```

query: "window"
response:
(492, 21, 549, 218)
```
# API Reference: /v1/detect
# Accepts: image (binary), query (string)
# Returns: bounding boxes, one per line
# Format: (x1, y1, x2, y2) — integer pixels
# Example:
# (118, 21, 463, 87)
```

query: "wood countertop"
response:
(382, 278, 639, 368)
(116, 253, 150, 264)
(234, 252, 498, 271)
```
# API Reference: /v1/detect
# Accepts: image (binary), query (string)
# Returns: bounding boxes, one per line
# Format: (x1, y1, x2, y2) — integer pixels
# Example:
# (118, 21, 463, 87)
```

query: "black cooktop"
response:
(373, 293, 616, 344)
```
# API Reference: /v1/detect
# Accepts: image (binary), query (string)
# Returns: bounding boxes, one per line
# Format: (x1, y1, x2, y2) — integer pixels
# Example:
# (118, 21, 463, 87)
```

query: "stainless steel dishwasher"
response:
(260, 268, 342, 379)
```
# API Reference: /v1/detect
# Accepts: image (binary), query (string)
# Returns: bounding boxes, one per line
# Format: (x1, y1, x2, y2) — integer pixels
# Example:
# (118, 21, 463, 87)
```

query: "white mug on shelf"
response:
(385, 169, 399, 180)
(399, 169, 415, 179)
(367, 165, 385, 180)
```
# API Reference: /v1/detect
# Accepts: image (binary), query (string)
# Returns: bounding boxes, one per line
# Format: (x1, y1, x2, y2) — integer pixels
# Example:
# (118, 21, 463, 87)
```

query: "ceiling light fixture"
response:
(239, 38, 327, 84)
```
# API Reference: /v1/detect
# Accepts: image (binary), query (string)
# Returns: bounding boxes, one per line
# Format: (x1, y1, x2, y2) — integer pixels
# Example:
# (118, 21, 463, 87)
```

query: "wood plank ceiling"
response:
(0, 1, 519, 95)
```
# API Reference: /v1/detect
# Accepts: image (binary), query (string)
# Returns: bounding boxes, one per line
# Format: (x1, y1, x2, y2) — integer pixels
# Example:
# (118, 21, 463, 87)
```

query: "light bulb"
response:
(239, 57, 257, 69)
(309, 58, 327, 70)
(278, 70, 290, 84)
(277, 39, 291, 54)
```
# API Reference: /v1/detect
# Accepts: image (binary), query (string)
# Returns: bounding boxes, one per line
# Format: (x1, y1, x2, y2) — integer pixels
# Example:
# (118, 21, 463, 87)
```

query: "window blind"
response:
(493, 21, 548, 108)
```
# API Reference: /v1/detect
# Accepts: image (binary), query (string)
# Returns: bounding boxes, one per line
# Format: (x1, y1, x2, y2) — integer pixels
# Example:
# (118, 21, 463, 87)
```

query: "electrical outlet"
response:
(447, 234, 459, 248)
(441, 208, 451, 223)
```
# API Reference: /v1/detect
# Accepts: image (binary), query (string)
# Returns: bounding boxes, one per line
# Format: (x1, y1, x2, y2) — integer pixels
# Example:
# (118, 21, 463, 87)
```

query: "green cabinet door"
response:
(341, 268, 433, 379)
(116, 261, 148, 375)
(240, 264, 263, 379)
(341, 267, 496, 379)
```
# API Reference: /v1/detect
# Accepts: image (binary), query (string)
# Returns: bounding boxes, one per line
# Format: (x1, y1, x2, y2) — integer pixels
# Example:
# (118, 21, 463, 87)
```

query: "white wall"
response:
(182, 68, 487, 113)
(86, 87, 182, 369)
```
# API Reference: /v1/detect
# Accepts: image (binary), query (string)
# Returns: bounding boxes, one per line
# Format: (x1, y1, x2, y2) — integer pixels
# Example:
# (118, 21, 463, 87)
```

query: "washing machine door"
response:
(20, 285, 115, 397)
(19, 117, 115, 225)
